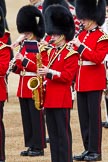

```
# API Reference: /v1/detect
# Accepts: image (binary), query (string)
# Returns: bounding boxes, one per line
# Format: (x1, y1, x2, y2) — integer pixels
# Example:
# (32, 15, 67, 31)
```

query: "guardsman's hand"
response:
(37, 65, 49, 76)
(15, 53, 24, 61)
(71, 37, 81, 47)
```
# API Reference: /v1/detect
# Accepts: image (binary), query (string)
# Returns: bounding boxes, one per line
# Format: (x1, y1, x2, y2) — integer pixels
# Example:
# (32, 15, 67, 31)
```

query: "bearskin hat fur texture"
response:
(42, 0, 69, 14)
(0, 0, 6, 17)
(0, 7, 5, 37)
(76, 0, 106, 26)
(106, 0, 108, 6)
(44, 4, 75, 41)
(16, 5, 45, 39)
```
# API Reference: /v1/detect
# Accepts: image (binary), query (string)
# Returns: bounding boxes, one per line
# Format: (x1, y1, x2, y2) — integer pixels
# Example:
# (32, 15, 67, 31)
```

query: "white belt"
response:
(20, 71, 37, 76)
(78, 60, 103, 66)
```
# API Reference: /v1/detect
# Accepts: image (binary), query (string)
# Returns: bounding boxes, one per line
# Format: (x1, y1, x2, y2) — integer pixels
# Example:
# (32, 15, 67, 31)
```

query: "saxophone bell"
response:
(27, 77, 41, 110)
(27, 77, 40, 91)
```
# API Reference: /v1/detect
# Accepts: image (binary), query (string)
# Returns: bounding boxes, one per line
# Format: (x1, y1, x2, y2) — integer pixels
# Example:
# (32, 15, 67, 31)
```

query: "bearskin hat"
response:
(0, 7, 5, 37)
(16, 5, 45, 39)
(76, 0, 106, 26)
(0, 0, 6, 17)
(106, 0, 108, 6)
(44, 4, 75, 41)
(42, 0, 69, 14)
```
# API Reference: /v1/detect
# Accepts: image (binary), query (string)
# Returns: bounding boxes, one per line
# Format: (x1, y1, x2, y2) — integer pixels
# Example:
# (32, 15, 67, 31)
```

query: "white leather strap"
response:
(78, 60, 103, 66)
(20, 71, 37, 76)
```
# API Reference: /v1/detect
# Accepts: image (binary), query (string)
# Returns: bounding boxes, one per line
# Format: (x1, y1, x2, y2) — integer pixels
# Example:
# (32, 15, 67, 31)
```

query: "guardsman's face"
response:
(50, 34, 65, 46)
(23, 32, 34, 40)
(51, 35, 61, 42)
(80, 19, 94, 30)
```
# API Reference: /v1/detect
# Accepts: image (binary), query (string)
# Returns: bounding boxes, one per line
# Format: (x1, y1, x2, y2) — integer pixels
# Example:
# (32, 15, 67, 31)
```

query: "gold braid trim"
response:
(47, 48, 52, 57)
(39, 44, 53, 59)
(0, 42, 10, 50)
(39, 44, 48, 52)
(64, 46, 78, 59)
(97, 34, 108, 42)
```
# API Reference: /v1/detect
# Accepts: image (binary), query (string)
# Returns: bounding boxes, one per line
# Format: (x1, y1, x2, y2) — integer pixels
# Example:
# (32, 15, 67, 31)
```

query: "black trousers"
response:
(46, 108, 72, 162)
(77, 91, 102, 154)
(0, 101, 5, 161)
(105, 97, 108, 117)
(19, 98, 46, 149)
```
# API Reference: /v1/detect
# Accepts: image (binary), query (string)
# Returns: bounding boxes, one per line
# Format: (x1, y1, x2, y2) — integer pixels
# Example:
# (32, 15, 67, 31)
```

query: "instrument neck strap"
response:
(47, 44, 66, 68)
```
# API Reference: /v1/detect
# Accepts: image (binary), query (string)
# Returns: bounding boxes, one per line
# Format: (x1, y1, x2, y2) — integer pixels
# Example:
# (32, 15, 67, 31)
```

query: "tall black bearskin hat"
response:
(44, 4, 75, 41)
(106, 0, 108, 6)
(76, 0, 106, 26)
(42, 0, 69, 14)
(0, 0, 6, 17)
(0, 6, 5, 37)
(16, 5, 45, 39)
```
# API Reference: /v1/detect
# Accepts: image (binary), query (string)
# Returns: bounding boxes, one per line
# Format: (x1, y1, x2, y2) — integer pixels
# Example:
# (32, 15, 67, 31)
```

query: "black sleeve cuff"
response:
(22, 58, 29, 67)
(46, 73, 53, 80)
(12, 65, 18, 72)
(78, 44, 85, 54)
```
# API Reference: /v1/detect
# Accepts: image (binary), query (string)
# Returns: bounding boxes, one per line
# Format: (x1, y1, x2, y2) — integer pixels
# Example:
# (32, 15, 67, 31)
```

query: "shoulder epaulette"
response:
(0, 41, 10, 50)
(64, 46, 78, 59)
(39, 44, 47, 52)
(39, 44, 53, 58)
(47, 48, 52, 57)
(39, 44, 53, 52)
(97, 34, 108, 42)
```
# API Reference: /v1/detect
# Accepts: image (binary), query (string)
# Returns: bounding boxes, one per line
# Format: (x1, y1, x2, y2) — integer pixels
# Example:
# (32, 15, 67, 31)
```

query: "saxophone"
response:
(27, 40, 43, 110)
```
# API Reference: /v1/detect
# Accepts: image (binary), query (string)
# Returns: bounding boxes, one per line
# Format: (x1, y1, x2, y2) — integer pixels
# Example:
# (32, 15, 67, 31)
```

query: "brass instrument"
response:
(6, 41, 25, 76)
(27, 40, 43, 110)
(27, 77, 41, 109)
(6, 57, 16, 76)
(68, 23, 84, 47)
(74, 23, 84, 38)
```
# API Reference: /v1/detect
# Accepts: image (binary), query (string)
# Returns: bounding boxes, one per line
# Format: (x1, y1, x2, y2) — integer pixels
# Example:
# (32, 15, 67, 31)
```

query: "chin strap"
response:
(84, 20, 94, 30)
(54, 35, 65, 45)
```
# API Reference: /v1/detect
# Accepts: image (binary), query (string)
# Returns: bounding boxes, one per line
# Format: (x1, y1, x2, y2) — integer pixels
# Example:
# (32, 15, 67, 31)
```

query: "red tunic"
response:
(14, 46, 37, 98)
(15, 43, 78, 108)
(0, 30, 10, 44)
(0, 34, 11, 101)
(41, 44, 78, 108)
(75, 28, 108, 91)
